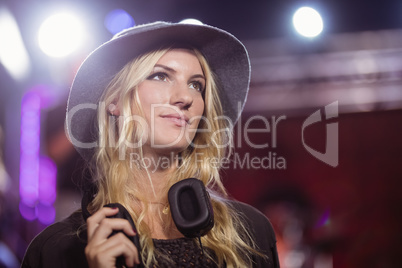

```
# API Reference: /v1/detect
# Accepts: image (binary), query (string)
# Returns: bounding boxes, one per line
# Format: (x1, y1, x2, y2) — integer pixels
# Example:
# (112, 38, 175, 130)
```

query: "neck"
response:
(131, 150, 180, 202)
(128, 150, 185, 239)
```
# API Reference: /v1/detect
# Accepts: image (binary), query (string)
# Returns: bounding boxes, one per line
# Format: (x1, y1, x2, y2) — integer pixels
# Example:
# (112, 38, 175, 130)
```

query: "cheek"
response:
(189, 100, 205, 134)
(137, 89, 166, 118)
(193, 97, 205, 117)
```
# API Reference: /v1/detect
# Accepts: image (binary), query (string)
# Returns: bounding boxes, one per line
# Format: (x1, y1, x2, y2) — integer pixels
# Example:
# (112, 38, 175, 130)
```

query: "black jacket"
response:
(22, 201, 279, 267)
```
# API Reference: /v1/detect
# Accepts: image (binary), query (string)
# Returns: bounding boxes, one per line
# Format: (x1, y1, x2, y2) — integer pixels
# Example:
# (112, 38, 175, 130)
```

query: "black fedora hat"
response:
(66, 21, 250, 161)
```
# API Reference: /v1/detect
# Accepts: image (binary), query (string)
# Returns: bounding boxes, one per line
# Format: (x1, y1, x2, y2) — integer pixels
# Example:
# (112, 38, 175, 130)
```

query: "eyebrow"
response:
(154, 64, 175, 73)
(154, 64, 206, 81)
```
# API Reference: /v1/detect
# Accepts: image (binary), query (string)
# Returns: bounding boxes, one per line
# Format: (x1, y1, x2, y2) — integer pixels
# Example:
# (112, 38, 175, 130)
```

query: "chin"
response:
(152, 140, 191, 153)
(151, 131, 195, 152)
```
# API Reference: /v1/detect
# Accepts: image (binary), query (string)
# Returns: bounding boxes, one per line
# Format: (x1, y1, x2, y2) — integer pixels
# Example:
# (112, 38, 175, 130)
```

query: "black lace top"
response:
(152, 237, 217, 267)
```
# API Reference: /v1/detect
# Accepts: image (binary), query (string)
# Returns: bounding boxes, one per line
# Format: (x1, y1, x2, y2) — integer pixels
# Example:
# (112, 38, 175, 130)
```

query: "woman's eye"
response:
(189, 81, 204, 92)
(148, 72, 168, 81)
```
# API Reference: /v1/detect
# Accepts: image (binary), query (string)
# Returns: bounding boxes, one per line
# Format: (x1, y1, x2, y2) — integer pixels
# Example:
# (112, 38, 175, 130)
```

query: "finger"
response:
(87, 207, 119, 239)
(86, 232, 139, 267)
(94, 232, 140, 266)
(91, 218, 136, 243)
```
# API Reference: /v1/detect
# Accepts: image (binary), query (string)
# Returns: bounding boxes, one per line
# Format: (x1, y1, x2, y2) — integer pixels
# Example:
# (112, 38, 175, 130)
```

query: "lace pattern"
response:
(152, 237, 218, 268)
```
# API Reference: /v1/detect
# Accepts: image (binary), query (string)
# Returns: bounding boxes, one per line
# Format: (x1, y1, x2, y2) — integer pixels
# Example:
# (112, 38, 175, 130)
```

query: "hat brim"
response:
(66, 21, 250, 161)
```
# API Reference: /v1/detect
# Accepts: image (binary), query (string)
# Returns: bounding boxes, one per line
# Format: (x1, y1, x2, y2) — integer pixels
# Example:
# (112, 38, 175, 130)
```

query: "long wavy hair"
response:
(87, 47, 263, 267)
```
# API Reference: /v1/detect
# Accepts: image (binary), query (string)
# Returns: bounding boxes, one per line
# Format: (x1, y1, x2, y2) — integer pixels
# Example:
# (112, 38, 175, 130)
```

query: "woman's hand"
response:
(85, 207, 140, 268)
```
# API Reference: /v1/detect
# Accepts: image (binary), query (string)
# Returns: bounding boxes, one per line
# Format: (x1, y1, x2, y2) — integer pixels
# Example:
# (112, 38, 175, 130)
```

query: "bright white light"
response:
(38, 12, 85, 58)
(0, 7, 31, 81)
(179, 18, 203, 25)
(293, 7, 323, 38)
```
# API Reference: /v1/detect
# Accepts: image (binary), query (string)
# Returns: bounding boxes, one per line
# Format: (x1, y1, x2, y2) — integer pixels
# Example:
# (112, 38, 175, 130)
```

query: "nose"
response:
(170, 82, 193, 110)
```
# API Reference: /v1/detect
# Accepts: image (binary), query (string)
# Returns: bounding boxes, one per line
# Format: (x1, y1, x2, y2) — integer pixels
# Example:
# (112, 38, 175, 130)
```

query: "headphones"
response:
(99, 178, 214, 267)
(103, 203, 143, 268)
(168, 178, 214, 238)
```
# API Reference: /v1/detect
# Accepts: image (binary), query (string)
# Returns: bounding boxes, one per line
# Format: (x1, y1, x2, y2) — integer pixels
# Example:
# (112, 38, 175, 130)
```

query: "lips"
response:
(160, 113, 190, 127)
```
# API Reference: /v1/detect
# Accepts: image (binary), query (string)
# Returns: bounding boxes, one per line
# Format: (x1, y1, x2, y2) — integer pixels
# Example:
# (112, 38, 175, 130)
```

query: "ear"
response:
(108, 103, 121, 116)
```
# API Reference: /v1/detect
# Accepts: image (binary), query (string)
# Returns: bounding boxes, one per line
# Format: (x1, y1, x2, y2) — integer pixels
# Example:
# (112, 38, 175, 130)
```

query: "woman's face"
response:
(136, 48, 205, 154)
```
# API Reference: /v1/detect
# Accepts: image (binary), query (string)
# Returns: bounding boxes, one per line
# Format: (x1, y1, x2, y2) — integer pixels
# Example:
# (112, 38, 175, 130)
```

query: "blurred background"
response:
(0, 0, 401, 267)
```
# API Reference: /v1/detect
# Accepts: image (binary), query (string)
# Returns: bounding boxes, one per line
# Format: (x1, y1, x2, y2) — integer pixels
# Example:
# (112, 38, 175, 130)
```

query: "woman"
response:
(22, 21, 279, 267)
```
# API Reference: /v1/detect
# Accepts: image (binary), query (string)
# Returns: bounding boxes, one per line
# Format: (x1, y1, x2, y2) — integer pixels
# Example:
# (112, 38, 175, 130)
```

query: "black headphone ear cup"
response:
(168, 178, 214, 238)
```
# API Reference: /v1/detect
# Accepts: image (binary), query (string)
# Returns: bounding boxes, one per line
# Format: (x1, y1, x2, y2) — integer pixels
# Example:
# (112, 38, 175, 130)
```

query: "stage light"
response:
(105, 9, 135, 34)
(0, 6, 31, 81)
(293, 7, 323, 38)
(179, 19, 203, 25)
(20, 92, 40, 208)
(20, 89, 57, 224)
(38, 12, 85, 58)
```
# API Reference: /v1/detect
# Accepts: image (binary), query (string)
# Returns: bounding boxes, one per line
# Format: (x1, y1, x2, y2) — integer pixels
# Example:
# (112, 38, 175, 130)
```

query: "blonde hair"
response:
(88, 47, 263, 267)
